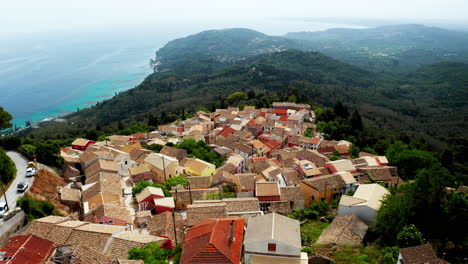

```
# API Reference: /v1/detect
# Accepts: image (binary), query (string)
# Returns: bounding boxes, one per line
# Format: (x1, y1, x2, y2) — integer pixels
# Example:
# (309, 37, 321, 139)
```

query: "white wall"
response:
(244, 240, 301, 264)
(338, 204, 377, 224)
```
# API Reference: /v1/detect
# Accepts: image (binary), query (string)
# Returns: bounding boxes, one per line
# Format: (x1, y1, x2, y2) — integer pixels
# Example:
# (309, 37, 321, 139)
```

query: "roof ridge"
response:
(271, 213, 275, 240)
(333, 215, 354, 245)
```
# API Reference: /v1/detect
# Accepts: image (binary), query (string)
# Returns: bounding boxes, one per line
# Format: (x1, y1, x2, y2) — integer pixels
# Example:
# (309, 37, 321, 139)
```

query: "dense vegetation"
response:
(132, 181, 171, 197)
(128, 241, 182, 264)
(0, 147, 16, 185)
(38, 49, 465, 148)
(17, 196, 55, 222)
(175, 138, 225, 167)
(285, 24, 468, 73)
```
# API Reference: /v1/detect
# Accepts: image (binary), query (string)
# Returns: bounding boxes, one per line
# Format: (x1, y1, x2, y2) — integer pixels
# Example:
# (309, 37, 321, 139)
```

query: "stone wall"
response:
(187, 203, 227, 226)
(0, 211, 25, 245)
(267, 201, 292, 214)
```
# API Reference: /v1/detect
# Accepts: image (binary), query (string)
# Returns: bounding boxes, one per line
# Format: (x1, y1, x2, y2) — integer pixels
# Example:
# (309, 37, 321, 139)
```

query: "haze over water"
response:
(0, 18, 366, 128)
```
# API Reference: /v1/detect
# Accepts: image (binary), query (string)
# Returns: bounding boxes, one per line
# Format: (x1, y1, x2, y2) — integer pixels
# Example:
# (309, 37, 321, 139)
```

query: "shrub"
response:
(132, 181, 170, 197)
(17, 196, 55, 222)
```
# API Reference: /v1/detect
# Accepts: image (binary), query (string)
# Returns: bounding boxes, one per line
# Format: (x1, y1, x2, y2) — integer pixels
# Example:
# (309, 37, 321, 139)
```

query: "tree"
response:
(17, 196, 55, 222)
(351, 110, 363, 130)
(333, 101, 349, 118)
(385, 141, 437, 180)
(148, 114, 159, 127)
(396, 224, 425, 248)
(349, 145, 360, 158)
(379, 246, 400, 264)
(247, 89, 256, 99)
(227, 92, 248, 104)
(35, 143, 62, 168)
(128, 241, 177, 264)
(147, 144, 164, 153)
(132, 181, 170, 197)
(0, 147, 16, 184)
(165, 175, 189, 190)
(0, 107, 13, 129)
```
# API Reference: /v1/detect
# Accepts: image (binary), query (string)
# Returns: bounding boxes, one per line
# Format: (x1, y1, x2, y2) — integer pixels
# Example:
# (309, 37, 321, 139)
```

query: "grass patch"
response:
(301, 220, 330, 246)
(311, 244, 382, 264)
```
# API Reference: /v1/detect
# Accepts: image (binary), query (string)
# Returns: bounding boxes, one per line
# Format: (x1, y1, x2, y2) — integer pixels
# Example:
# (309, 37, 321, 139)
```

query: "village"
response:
(0, 102, 444, 264)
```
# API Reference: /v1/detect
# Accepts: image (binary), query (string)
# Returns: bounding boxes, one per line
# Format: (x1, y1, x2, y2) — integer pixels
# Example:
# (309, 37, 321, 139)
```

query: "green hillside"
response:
(155, 28, 306, 72)
(284, 24, 468, 73)
(153, 25, 468, 74)
(60, 50, 467, 143)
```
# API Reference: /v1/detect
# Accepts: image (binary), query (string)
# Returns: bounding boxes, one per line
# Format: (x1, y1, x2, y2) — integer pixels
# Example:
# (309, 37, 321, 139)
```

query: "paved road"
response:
(0, 151, 34, 210)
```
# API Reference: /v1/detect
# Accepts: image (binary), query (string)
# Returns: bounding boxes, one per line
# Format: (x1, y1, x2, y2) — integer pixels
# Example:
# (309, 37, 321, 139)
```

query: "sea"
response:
(0, 18, 366, 129)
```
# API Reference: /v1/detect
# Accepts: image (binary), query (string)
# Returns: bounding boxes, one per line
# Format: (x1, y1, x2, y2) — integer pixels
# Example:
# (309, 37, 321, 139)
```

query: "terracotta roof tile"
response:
(400, 243, 441, 264)
(181, 218, 245, 264)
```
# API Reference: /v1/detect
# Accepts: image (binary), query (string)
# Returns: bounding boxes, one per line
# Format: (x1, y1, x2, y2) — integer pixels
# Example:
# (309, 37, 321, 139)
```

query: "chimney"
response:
(229, 220, 236, 242)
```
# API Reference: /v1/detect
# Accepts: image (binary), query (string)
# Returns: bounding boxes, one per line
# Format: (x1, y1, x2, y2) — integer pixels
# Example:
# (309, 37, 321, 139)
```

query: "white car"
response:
(25, 167, 36, 177)
(0, 202, 8, 218)
(17, 182, 29, 192)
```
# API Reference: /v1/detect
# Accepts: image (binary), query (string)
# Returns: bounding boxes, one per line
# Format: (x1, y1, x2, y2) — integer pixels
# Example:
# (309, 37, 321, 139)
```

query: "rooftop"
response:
(245, 213, 301, 249)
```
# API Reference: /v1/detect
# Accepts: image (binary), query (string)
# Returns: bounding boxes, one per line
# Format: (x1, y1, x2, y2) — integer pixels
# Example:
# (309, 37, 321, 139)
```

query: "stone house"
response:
(144, 153, 179, 184)
(105, 231, 166, 259)
(128, 164, 152, 182)
(316, 214, 368, 245)
(148, 211, 185, 243)
(187, 201, 227, 226)
(66, 224, 126, 253)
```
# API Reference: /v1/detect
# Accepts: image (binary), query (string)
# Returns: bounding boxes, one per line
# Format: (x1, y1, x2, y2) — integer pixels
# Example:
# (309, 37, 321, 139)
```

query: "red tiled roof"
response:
(181, 218, 245, 264)
(217, 127, 236, 137)
(251, 157, 268, 163)
(274, 109, 288, 115)
(311, 137, 321, 145)
(247, 119, 256, 125)
(265, 140, 281, 150)
(259, 112, 266, 117)
(131, 133, 146, 139)
(0, 235, 55, 264)
(279, 115, 289, 121)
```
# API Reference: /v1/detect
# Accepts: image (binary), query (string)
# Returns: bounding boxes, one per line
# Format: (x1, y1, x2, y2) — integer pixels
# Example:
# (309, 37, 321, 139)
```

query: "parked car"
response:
(28, 161, 36, 168)
(0, 202, 8, 218)
(25, 167, 36, 177)
(17, 182, 28, 192)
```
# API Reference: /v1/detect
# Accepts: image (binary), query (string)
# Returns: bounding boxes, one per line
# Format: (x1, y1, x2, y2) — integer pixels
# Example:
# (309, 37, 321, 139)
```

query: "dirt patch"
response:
(29, 169, 69, 215)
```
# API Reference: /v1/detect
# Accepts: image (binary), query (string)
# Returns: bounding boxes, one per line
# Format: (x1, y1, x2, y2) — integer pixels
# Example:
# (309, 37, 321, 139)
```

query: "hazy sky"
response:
(2, 0, 467, 34)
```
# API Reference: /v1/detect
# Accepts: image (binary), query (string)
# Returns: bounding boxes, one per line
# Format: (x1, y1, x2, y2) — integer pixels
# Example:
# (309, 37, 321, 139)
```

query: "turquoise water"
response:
(0, 28, 168, 128)
(0, 20, 365, 129)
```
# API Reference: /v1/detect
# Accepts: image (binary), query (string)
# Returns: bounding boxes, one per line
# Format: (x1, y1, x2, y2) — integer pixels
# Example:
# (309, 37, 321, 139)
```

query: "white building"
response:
(244, 213, 307, 264)
(338, 184, 389, 224)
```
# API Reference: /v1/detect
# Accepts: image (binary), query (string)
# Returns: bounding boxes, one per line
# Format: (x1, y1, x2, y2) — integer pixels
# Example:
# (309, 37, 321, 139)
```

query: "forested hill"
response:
(64, 50, 467, 144)
(155, 25, 468, 73)
(154, 28, 306, 72)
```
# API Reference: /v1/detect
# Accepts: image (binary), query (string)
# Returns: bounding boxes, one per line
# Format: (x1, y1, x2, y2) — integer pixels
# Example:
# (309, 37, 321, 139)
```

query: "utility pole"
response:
(172, 210, 178, 245)
(161, 154, 166, 181)
(324, 180, 328, 203)
(187, 180, 193, 205)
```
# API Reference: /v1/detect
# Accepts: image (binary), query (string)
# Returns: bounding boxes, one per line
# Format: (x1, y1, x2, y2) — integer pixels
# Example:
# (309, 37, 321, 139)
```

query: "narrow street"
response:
(0, 151, 34, 215)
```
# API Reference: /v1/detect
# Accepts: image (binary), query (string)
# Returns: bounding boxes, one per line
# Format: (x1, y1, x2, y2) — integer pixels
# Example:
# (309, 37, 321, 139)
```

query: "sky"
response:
(1, 0, 468, 35)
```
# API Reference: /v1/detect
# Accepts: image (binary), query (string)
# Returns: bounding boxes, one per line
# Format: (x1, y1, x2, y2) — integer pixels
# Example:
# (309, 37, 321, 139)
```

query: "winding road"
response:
(0, 151, 34, 212)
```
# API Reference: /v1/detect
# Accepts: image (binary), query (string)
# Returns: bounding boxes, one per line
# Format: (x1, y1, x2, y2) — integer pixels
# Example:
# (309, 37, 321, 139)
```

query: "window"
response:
(125, 161, 128, 165)
(268, 243, 276, 251)
(98, 221, 104, 224)
(260, 203, 271, 212)
(108, 220, 114, 225)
